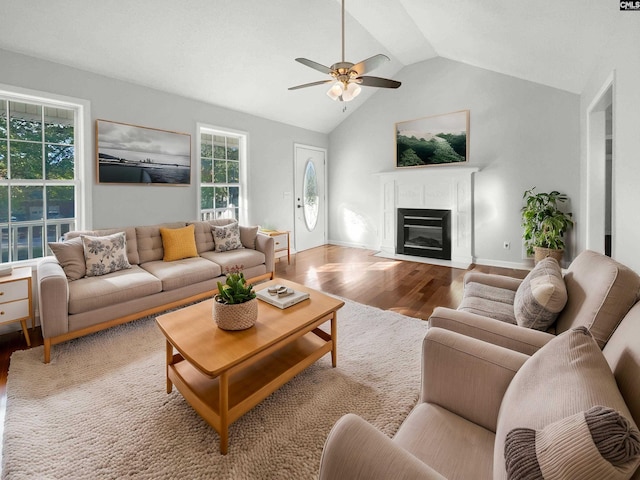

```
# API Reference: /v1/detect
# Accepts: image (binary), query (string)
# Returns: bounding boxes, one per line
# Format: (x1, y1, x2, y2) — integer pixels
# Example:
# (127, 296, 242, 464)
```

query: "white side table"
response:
(260, 230, 290, 264)
(0, 267, 33, 347)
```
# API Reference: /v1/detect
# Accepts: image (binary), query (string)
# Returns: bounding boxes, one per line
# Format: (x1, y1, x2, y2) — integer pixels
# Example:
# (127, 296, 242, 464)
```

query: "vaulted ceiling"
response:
(0, 0, 624, 133)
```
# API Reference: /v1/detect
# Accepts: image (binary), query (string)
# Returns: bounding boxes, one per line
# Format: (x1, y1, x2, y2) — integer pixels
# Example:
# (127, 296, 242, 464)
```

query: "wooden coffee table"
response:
(155, 279, 344, 454)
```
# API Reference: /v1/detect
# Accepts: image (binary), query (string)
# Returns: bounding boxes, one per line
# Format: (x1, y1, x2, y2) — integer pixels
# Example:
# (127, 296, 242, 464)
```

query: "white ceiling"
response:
(0, 0, 626, 133)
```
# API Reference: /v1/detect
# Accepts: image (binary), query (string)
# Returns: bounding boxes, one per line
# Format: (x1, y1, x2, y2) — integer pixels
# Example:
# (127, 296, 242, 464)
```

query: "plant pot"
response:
(213, 296, 258, 331)
(534, 247, 564, 265)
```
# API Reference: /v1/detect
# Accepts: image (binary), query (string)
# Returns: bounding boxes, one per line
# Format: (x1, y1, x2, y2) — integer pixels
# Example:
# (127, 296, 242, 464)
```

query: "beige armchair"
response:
(429, 250, 640, 355)
(319, 301, 640, 479)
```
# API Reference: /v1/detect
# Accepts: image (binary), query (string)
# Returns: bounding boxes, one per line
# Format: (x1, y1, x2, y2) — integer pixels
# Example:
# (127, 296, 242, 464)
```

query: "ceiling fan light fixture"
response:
(289, 0, 400, 102)
(348, 82, 361, 98)
(327, 81, 343, 100)
(340, 82, 361, 102)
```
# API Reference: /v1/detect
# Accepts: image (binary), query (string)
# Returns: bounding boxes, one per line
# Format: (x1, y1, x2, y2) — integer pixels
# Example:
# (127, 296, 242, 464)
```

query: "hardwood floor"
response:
(0, 245, 527, 433)
(273, 245, 527, 320)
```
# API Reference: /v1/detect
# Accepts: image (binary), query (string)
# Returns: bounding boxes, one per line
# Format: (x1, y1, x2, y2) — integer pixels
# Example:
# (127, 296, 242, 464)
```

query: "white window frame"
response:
(0, 84, 91, 266)
(197, 123, 248, 224)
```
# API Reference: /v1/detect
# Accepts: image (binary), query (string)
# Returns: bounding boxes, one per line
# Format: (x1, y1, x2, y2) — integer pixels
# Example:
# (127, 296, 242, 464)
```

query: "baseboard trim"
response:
(373, 251, 473, 269)
(473, 257, 533, 270)
(328, 241, 531, 271)
(327, 239, 376, 250)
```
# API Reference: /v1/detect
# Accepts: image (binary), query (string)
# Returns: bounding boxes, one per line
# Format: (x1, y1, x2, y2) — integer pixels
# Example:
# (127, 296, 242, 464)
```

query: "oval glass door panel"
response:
(303, 159, 319, 231)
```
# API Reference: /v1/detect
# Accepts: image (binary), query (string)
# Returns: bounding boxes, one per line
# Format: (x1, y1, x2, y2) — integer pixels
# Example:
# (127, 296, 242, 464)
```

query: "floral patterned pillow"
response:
(81, 232, 132, 277)
(212, 222, 244, 252)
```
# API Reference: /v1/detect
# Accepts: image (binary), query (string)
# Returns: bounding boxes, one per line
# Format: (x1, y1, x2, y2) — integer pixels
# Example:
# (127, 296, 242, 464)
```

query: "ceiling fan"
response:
(288, 0, 401, 102)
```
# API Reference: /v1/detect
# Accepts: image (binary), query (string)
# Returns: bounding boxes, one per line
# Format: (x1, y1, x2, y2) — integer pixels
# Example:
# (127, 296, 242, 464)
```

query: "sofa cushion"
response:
(494, 327, 638, 480)
(160, 224, 198, 261)
(82, 232, 132, 277)
(188, 220, 258, 253)
(140, 257, 222, 291)
(189, 221, 215, 253)
(68, 265, 162, 314)
(240, 225, 259, 249)
(48, 237, 85, 280)
(458, 282, 517, 324)
(212, 222, 243, 252)
(514, 257, 567, 331)
(136, 222, 186, 263)
(200, 249, 266, 275)
(504, 405, 640, 480)
(394, 403, 495, 479)
(555, 250, 640, 347)
(65, 226, 139, 265)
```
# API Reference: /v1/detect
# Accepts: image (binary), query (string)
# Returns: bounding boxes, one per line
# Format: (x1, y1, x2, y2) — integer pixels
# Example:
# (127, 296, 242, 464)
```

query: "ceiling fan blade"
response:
(357, 76, 401, 89)
(295, 58, 334, 75)
(288, 79, 333, 91)
(351, 54, 390, 76)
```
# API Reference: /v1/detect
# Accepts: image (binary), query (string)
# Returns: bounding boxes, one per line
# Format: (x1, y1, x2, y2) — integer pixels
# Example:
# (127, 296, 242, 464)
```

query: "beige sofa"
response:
(318, 303, 640, 479)
(37, 219, 274, 363)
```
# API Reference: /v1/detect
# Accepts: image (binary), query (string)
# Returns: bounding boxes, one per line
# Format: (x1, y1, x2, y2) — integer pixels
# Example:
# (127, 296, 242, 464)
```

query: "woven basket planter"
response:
(534, 247, 564, 265)
(213, 296, 258, 331)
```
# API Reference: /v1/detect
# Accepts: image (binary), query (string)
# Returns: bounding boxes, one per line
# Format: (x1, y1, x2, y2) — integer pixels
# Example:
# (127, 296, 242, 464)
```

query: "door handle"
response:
(297, 204, 302, 208)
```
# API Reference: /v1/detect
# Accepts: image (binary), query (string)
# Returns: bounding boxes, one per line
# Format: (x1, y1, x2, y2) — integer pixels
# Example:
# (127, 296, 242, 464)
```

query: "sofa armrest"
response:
(318, 414, 447, 480)
(255, 233, 274, 274)
(429, 306, 554, 355)
(421, 327, 529, 432)
(463, 271, 523, 291)
(37, 257, 70, 339)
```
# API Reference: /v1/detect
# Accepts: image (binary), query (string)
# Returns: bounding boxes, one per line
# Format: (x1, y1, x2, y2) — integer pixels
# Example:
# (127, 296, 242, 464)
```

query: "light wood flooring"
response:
(0, 245, 528, 432)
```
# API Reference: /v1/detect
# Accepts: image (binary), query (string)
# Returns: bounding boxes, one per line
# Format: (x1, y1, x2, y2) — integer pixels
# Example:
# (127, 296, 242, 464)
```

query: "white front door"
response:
(294, 144, 327, 252)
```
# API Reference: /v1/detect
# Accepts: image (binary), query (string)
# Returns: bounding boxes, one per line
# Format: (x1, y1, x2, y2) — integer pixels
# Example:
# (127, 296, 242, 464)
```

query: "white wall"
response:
(0, 49, 327, 234)
(579, 23, 640, 273)
(328, 57, 580, 267)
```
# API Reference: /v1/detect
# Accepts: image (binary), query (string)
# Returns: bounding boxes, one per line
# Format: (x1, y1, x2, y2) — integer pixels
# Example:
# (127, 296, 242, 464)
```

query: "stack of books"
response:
(256, 285, 310, 309)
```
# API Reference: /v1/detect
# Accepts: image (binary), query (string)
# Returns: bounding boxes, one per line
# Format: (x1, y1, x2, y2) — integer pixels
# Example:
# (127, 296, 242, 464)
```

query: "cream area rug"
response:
(2, 298, 428, 480)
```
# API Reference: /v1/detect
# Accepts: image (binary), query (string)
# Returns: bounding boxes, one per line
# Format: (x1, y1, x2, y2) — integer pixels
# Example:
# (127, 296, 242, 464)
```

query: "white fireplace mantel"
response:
(375, 167, 479, 266)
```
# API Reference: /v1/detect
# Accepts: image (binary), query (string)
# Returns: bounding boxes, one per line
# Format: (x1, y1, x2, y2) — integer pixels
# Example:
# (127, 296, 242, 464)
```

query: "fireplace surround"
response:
(377, 167, 478, 266)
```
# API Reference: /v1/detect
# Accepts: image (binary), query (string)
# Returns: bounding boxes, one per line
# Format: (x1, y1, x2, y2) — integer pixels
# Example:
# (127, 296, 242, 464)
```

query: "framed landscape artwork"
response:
(96, 120, 191, 185)
(395, 110, 469, 168)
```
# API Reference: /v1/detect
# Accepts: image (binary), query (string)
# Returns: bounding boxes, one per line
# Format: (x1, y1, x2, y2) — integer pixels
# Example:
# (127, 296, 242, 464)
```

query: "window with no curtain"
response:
(0, 94, 84, 263)
(199, 127, 246, 222)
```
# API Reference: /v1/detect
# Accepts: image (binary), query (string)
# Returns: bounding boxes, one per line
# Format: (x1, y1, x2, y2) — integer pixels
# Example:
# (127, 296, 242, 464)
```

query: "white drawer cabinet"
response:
(260, 230, 290, 264)
(0, 267, 33, 347)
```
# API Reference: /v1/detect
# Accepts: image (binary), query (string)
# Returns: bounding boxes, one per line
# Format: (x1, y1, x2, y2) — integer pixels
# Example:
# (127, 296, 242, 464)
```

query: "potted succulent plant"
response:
(521, 187, 573, 264)
(213, 271, 258, 330)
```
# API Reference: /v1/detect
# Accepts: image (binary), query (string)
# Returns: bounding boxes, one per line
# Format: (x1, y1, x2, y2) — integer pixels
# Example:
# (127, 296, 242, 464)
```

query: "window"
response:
(0, 95, 82, 263)
(199, 127, 246, 222)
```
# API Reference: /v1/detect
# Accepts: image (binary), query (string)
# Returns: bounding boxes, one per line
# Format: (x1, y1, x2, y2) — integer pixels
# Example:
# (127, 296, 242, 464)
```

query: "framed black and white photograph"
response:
(395, 110, 469, 168)
(96, 119, 191, 185)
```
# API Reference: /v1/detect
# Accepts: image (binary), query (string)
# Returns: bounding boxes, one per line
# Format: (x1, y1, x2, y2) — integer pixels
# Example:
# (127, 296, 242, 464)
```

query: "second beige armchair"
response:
(429, 250, 640, 355)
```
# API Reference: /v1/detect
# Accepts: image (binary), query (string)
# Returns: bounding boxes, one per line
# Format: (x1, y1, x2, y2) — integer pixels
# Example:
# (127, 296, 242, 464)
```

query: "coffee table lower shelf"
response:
(166, 328, 332, 454)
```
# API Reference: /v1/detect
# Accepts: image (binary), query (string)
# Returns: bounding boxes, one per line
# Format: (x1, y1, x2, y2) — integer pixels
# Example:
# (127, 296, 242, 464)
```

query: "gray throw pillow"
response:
(505, 405, 640, 480)
(240, 225, 259, 250)
(514, 257, 567, 330)
(48, 237, 86, 281)
(494, 327, 638, 478)
(212, 222, 244, 252)
(82, 231, 132, 277)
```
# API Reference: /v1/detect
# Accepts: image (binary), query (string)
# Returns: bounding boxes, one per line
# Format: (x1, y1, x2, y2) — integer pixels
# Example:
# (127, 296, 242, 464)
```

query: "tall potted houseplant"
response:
(213, 272, 258, 330)
(521, 187, 573, 264)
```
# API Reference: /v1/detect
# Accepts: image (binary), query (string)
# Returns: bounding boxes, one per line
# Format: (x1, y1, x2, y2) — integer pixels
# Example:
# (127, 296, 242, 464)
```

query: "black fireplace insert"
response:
(397, 208, 451, 260)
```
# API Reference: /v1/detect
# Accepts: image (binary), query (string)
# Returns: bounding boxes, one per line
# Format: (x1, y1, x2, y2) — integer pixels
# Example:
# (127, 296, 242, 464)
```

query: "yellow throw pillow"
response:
(160, 224, 198, 262)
